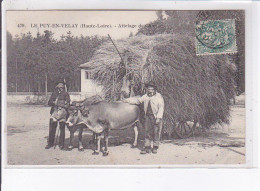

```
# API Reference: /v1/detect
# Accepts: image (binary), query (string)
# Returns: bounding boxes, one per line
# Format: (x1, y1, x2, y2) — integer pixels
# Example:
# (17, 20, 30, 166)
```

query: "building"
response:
(79, 63, 103, 99)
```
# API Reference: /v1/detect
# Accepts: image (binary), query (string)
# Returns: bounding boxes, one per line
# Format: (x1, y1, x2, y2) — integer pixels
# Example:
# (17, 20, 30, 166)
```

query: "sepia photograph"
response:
(5, 10, 245, 166)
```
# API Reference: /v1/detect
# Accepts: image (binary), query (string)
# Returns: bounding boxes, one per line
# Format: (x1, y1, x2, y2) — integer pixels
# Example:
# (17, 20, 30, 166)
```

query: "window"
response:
(85, 71, 91, 79)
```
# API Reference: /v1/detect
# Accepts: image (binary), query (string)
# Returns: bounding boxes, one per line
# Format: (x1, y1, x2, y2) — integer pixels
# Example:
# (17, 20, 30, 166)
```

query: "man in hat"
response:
(45, 81, 70, 150)
(123, 81, 164, 154)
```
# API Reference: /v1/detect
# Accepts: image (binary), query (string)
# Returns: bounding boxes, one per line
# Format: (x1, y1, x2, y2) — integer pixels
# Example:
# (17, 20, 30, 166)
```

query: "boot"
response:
(140, 146, 151, 154)
(152, 146, 158, 154)
(45, 145, 53, 149)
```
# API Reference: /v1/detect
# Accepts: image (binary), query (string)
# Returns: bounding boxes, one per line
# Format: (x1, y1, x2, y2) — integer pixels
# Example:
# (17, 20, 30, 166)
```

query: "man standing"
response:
(45, 81, 70, 150)
(123, 81, 164, 154)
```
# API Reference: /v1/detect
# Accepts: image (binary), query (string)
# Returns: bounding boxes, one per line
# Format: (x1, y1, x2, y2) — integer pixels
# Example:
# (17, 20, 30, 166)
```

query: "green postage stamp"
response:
(195, 19, 237, 55)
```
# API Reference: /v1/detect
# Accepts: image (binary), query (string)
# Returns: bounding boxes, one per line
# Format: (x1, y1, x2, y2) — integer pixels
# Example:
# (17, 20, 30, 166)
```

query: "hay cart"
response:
(82, 34, 236, 140)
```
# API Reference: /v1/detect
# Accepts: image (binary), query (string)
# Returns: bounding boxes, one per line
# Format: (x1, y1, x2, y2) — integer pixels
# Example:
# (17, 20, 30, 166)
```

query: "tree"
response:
(7, 30, 106, 93)
(137, 10, 245, 93)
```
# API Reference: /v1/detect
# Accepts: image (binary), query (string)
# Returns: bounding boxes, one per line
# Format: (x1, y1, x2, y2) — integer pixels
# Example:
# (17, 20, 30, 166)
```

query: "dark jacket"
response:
(48, 90, 70, 114)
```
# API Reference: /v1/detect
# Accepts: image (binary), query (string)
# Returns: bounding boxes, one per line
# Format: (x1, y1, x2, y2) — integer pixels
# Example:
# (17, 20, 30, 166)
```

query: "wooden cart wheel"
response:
(175, 121, 197, 139)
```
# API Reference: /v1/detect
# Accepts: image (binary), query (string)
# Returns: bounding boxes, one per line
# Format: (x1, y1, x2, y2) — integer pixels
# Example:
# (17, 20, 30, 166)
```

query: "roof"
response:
(79, 64, 90, 69)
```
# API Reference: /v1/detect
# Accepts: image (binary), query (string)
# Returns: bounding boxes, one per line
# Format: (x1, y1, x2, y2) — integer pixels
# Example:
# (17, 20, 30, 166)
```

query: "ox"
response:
(66, 100, 141, 156)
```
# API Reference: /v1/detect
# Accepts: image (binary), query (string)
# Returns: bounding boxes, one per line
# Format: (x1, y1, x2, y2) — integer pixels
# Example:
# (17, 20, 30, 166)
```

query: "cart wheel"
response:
(175, 121, 196, 139)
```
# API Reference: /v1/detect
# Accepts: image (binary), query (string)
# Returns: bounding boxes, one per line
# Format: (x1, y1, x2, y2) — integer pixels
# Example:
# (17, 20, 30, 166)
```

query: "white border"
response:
(2, 0, 260, 190)
(2, 2, 253, 169)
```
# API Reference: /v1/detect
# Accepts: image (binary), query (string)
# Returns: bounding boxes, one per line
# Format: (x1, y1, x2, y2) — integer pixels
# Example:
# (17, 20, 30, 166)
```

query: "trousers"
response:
(144, 114, 161, 148)
(48, 119, 66, 147)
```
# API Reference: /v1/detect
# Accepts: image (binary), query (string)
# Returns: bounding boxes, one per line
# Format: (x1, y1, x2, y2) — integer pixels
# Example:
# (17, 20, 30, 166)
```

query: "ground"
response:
(6, 102, 245, 166)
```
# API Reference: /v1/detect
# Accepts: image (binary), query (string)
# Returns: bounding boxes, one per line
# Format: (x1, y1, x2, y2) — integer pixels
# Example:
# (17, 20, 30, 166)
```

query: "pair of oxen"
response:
(53, 96, 141, 156)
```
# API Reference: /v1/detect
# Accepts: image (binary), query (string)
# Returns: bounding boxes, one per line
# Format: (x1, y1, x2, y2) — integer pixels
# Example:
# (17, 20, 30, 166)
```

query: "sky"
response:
(6, 11, 158, 40)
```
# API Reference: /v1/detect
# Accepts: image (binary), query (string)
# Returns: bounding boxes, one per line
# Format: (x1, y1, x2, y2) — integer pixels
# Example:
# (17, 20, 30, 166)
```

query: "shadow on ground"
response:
(62, 127, 146, 152)
(162, 129, 245, 149)
(61, 126, 244, 154)
(7, 126, 28, 136)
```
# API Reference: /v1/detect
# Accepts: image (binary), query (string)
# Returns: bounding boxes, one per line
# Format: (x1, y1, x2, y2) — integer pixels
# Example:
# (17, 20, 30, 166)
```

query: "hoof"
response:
(131, 145, 138, 149)
(78, 148, 84, 152)
(152, 149, 158, 154)
(59, 146, 65, 151)
(92, 151, 99, 155)
(103, 152, 109, 156)
(67, 146, 73, 151)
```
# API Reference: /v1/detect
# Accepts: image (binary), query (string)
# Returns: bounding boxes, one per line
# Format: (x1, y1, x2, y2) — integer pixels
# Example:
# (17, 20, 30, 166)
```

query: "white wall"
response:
(80, 69, 104, 99)
(7, 69, 105, 105)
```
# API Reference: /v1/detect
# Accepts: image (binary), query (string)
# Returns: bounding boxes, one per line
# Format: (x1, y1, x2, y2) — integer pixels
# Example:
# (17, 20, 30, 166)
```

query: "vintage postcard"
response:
(5, 10, 246, 166)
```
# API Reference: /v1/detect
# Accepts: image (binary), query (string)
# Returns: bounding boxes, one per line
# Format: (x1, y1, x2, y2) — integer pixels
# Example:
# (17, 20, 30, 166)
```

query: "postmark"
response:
(195, 19, 237, 55)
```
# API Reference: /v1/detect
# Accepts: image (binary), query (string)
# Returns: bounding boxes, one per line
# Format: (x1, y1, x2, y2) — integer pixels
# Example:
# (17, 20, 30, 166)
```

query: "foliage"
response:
(137, 10, 245, 93)
(7, 31, 106, 92)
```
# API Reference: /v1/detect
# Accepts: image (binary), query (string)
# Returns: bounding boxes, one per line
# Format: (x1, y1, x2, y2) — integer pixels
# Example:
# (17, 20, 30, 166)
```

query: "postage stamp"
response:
(195, 19, 237, 55)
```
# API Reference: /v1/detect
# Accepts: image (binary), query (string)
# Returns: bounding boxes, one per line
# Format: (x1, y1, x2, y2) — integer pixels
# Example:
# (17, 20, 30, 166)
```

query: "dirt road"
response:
(6, 104, 245, 166)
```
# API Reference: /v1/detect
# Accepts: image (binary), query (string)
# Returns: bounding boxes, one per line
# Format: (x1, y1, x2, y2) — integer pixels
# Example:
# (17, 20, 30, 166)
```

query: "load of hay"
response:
(81, 34, 236, 134)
